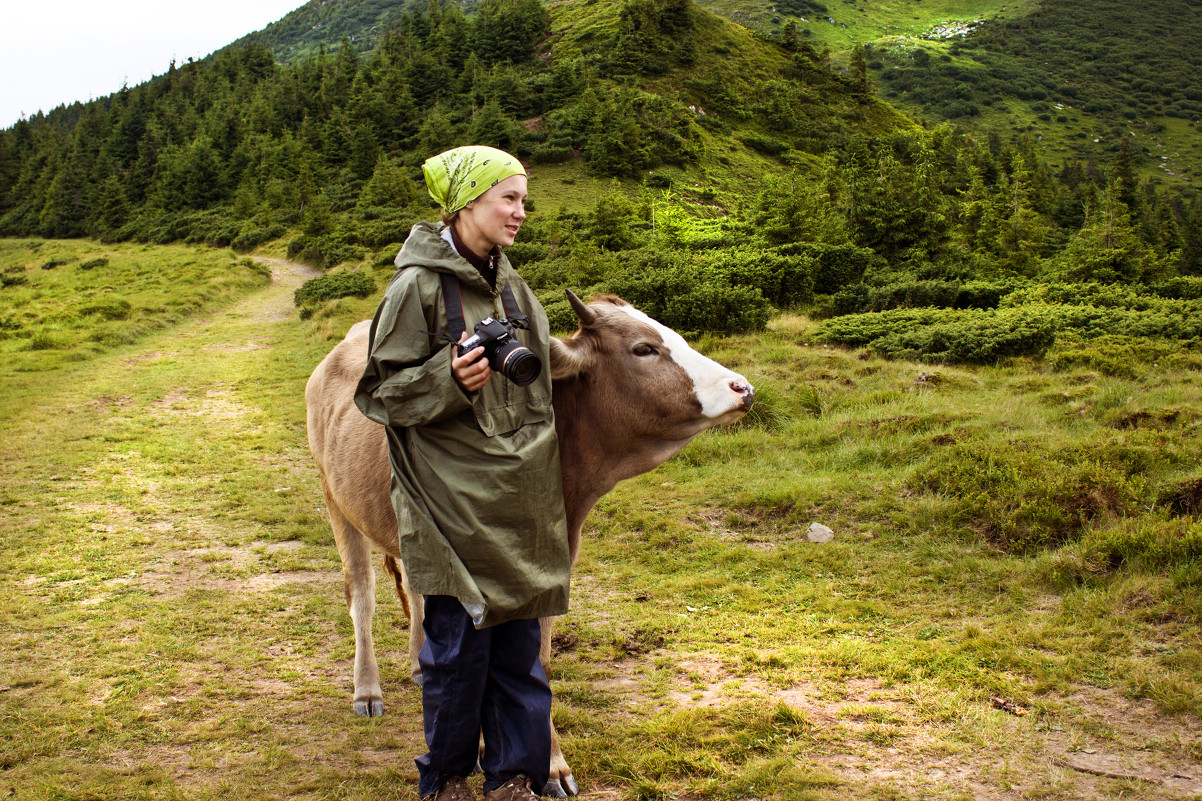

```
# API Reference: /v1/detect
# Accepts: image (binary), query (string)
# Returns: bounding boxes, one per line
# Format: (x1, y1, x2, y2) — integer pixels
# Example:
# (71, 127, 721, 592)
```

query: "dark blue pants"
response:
(415, 595, 551, 798)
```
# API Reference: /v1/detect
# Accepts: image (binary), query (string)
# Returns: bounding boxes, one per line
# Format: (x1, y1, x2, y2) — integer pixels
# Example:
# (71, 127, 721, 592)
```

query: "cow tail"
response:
(382, 554, 411, 622)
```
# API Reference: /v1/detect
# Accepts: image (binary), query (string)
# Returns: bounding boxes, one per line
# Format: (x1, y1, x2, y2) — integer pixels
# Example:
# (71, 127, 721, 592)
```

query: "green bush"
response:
(1151, 277, 1202, 301)
(287, 234, 367, 269)
(816, 306, 1056, 364)
(773, 243, 882, 295)
(80, 257, 109, 270)
(697, 248, 814, 307)
(373, 247, 403, 269)
(231, 224, 286, 252)
(541, 297, 580, 334)
(293, 270, 376, 309)
(606, 255, 771, 335)
(241, 258, 272, 280)
(739, 135, 791, 157)
(832, 279, 1015, 316)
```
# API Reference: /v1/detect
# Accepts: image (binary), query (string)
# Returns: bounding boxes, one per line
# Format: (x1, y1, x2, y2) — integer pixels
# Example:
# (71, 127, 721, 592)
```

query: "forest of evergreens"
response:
(1, 0, 1201, 360)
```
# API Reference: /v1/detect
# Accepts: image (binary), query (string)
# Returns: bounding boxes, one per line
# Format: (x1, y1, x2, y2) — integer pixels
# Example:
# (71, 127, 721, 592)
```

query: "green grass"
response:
(2, 240, 1201, 799)
(0, 239, 270, 381)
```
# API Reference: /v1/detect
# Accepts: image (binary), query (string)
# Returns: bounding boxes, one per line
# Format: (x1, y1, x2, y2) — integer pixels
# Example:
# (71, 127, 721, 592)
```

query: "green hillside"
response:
(2, 0, 1201, 335)
(219, 0, 1202, 181)
(225, 0, 446, 63)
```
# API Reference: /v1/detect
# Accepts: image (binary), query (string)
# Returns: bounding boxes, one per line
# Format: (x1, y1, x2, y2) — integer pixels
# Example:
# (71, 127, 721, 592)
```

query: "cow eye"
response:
(633, 343, 658, 357)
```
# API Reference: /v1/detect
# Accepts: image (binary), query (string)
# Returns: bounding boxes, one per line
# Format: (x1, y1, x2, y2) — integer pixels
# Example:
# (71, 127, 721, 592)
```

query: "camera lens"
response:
(494, 341, 541, 386)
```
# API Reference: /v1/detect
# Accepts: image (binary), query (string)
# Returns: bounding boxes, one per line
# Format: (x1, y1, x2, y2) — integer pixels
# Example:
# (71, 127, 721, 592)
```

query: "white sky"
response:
(1, 0, 306, 128)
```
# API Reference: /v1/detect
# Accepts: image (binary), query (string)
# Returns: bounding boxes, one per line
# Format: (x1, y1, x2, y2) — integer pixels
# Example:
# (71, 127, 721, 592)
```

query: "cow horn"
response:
(565, 289, 596, 326)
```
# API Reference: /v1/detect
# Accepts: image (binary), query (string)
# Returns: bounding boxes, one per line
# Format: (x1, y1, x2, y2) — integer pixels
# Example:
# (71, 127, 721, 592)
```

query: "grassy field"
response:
(1, 238, 1200, 800)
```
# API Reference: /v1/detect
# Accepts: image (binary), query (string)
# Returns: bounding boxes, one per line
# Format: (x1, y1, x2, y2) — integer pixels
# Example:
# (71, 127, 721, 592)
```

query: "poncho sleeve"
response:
(353, 270, 472, 428)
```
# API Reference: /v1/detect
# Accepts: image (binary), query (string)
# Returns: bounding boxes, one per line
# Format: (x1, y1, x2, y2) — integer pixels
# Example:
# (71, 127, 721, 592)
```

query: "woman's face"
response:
(457, 174, 528, 253)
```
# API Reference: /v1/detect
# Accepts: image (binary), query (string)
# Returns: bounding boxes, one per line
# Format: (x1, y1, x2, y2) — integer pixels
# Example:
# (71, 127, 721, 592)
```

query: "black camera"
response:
(458, 316, 542, 387)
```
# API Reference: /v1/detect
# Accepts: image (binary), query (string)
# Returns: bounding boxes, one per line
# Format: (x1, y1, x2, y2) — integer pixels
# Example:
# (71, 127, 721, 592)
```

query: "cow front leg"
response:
(540, 616, 578, 797)
(329, 496, 384, 717)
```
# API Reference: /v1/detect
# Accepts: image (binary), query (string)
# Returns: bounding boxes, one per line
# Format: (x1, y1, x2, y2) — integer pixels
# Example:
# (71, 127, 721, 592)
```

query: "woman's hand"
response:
(451, 331, 492, 393)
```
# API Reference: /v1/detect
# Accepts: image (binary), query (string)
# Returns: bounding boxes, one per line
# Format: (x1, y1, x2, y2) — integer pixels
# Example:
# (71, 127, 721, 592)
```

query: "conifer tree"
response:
(782, 21, 800, 52)
(1113, 136, 1139, 211)
(849, 44, 870, 96)
(469, 100, 518, 150)
(358, 156, 417, 208)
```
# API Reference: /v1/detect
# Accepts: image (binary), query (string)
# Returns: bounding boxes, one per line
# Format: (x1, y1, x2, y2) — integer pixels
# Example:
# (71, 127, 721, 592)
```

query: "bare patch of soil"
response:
(131, 540, 335, 599)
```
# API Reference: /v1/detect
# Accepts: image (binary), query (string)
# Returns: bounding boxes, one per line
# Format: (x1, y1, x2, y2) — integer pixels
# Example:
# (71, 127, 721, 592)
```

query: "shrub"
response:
(531, 144, 573, 164)
(773, 243, 883, 295)
(231, 224, 286, 252)
(373, 247, 403, 269)
(831, 279, 1015, 316)
(739, 135, 791, 157)
(294, 270, 376, 309)
(606, 255, 771, 335)
(287, 235, 367, 269)
(1159, 476, 1202, 519)
(541, 297, 580, 334)
(816, 306, 1057, 364)
(1151, 277, 1202, 301)
(241, 258, 272, 280)
(80, 257, 109, 270)
(697, 248, 814, 307)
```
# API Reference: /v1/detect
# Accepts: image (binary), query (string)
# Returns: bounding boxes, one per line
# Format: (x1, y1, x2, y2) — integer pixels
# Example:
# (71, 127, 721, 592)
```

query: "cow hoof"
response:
(353, 698, 384, 717)
(542, 773, 578, 797)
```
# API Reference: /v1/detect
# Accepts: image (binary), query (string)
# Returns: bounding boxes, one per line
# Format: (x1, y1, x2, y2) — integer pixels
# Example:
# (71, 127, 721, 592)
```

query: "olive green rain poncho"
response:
(353, 147, 570, 628)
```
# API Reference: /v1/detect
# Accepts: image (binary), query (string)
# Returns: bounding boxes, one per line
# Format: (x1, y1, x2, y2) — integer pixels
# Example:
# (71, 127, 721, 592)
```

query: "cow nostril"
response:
(729, 380, 752, 397)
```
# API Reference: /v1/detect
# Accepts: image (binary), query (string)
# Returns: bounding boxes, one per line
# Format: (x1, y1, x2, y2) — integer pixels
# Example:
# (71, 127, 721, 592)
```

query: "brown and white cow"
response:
(305, 291, 753, 796)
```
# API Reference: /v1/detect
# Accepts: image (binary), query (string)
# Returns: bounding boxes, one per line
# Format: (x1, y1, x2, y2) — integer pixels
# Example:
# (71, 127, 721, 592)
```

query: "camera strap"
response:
(439, 272, 467, 342)
(434, 272, 531, 347)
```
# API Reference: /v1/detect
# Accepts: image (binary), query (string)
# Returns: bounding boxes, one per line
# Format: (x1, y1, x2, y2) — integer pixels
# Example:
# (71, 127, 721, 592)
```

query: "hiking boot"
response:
(426, 776, 475, 801)
(483, 775, 540, 801)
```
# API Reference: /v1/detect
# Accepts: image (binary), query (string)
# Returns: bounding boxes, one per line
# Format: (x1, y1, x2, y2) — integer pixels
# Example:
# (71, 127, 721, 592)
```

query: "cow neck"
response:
(552, 378, 691, 562)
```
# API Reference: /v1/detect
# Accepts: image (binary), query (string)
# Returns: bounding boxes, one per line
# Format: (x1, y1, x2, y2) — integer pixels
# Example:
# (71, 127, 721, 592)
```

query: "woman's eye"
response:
(633, 343, 657, 357)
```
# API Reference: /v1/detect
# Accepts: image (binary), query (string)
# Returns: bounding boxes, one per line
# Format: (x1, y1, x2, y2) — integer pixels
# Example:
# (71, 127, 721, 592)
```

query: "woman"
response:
(354, 146, 569, 801)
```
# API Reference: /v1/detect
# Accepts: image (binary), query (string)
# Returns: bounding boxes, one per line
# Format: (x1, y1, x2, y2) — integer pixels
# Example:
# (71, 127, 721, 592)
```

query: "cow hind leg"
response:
(384, 554, 426, 687)
(382, 554, 411, 622)
(326, 487, 385, 718)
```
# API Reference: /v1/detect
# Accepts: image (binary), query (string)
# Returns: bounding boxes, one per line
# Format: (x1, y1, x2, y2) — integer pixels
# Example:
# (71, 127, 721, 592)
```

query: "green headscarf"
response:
(422, 146, 526, 215)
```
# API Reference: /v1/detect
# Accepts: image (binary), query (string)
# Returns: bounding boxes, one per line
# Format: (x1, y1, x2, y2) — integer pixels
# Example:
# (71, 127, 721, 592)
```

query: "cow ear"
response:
(549, 336, 594, 380)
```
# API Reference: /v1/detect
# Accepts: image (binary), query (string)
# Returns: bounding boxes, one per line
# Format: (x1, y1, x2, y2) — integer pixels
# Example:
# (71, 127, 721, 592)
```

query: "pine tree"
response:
(468, 100, 518, 150)
(474, 0, 550, 65)
(782, 21, 800, 52)
(1113, 136, 1139, 211)
(849, 44, 870, 96)
(358, 156, 417, 208)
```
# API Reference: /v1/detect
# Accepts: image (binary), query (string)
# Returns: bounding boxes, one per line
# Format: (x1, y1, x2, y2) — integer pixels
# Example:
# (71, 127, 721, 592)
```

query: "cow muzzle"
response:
(730, 378, 754, 411)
